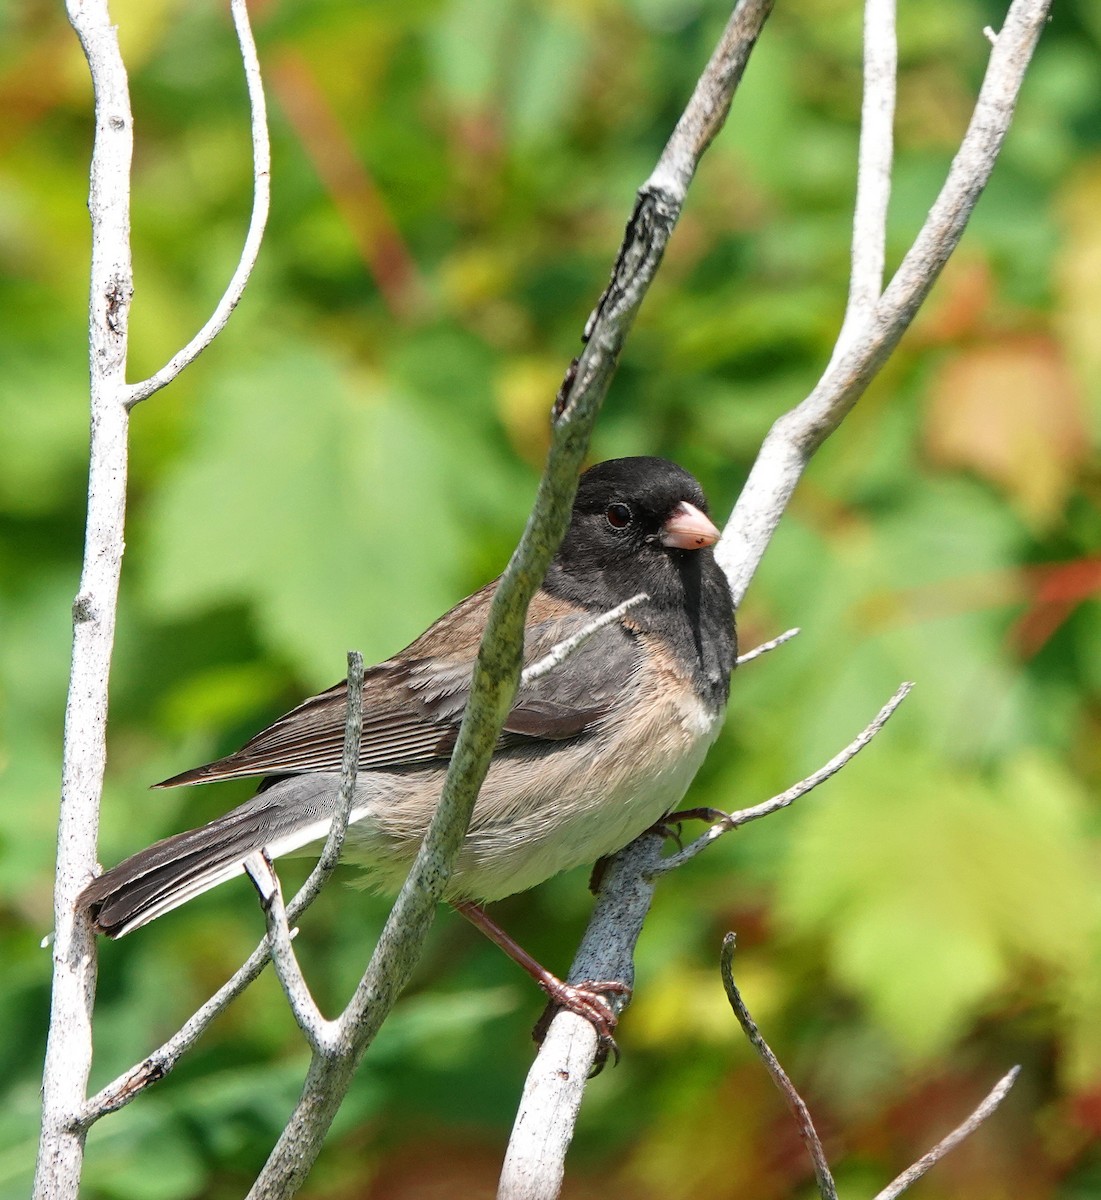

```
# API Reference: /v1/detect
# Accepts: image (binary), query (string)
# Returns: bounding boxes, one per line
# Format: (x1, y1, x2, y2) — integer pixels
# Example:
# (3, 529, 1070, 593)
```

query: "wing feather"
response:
(156, 583, 642, 789)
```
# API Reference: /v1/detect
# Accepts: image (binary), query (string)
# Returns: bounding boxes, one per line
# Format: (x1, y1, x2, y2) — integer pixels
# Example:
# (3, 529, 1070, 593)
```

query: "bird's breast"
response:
(342, 635, 727, 903)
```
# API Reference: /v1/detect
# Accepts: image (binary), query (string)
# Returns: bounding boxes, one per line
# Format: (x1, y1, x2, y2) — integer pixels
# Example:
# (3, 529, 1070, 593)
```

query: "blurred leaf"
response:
(778, 751, 1099, 1059)
(925, 337, 1088, 526)
(507, 10, 589, 147)
(429, 0, 516, 109)
(140, 343, 500, 683)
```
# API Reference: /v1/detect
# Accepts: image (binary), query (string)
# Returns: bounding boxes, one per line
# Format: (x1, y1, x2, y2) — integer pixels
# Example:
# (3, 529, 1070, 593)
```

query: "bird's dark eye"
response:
(605, 503, 632, 529)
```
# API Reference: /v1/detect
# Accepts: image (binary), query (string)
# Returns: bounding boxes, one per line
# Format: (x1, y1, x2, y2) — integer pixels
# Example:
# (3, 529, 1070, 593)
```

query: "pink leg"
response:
(452, 900, 631, 1053)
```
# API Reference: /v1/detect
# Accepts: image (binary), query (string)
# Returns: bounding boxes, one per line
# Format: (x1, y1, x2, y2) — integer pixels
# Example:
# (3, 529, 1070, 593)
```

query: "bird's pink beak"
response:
(660, 501, 721, 550)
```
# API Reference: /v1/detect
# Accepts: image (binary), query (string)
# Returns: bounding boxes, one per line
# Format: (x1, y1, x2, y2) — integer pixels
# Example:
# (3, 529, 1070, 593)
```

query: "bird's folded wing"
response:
(155, 583, 641, 788)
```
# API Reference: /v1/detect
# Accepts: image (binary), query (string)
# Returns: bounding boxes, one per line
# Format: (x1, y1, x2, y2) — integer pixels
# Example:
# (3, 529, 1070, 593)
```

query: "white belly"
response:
(342, 674, 724, 902)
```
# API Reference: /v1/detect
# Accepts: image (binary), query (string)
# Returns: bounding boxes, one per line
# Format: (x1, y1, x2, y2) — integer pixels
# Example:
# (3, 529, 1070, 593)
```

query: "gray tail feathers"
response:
(78, 787, 339, 938)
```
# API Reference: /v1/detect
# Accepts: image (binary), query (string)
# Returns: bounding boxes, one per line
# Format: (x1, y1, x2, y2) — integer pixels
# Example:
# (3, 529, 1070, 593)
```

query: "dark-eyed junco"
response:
(80, 457, 736, 1038)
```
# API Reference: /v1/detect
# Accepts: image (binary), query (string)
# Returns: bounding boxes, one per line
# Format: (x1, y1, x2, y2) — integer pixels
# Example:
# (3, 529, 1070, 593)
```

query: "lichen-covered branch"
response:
(243, 6, 772, 1194)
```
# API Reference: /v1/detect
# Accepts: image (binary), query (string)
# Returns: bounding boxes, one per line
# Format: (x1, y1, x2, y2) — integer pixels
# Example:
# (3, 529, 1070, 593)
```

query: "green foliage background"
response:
(2, 0, 1100, 1196)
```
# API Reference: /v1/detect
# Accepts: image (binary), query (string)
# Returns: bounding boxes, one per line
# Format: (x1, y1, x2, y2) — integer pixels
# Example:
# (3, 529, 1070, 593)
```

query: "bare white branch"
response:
(873, 1067, 1021, 1200)
(831, 0, 897, 364)
(124, 0, 270, 408)
(652, 681, 912, 876)
(35, 1, 136, 1192)
(499, 835, 663, 1200)
(722, 934, 840, 1200)
(736, 626, 800, 666)
(717, 0, 1053, 608)
(49, 0, 274, 1156)
(521, 594, 648, 685)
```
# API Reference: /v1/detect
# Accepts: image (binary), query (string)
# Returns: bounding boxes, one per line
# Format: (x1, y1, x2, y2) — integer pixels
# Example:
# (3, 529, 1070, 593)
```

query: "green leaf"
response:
(140, 346, 493, 684)
(777, 751, 1098, 1060)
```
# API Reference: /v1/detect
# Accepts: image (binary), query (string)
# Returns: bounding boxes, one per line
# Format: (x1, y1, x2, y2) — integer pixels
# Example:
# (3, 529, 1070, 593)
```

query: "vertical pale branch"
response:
(37, 0, 270, 1195)
(831, 0, 896, 362)
(33, 4, 134, 1196)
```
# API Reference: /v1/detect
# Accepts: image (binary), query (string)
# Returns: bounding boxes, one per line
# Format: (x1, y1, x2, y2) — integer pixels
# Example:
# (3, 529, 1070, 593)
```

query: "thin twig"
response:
(84, 928, 281, 1121)
(873, 1067, 1021, 1200)
(124, 0, 270, 408)
(305, 650, 364, 881)
(721, 934, 839, 1200)
(81, 651, 365, 1124)
(652, 681, 912, 876)
(245, 853, 334, 1055)
(521, 594, 648, 685)
(735, 626, 799, 666)
(723, 940, 1020, 1200)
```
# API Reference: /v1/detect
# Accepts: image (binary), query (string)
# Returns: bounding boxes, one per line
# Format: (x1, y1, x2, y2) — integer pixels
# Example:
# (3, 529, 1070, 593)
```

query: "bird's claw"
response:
(532, 978, 632, 1074)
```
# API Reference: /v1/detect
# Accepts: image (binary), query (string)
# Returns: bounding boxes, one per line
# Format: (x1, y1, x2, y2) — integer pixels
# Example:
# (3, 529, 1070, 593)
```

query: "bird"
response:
(79, 456, 736, 1043)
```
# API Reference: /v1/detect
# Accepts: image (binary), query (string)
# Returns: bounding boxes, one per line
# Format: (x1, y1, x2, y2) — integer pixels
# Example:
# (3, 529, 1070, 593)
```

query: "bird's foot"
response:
(660, 805, 732, 826)
(649, 805, 732, 848)
(533, 977, 632, 1074)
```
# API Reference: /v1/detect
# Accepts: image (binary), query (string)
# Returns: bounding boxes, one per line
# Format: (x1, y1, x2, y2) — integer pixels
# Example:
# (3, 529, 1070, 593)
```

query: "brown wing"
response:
(156, 583, 642, 788)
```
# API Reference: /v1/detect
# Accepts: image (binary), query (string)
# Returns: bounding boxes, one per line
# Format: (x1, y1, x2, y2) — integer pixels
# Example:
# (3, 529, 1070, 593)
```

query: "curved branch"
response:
(722, 935, 839, 1200)
(124, 0, 270, 408)
(723, 934, 1021, 1200)
(651, 681, 912, 876)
